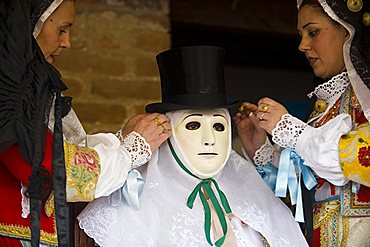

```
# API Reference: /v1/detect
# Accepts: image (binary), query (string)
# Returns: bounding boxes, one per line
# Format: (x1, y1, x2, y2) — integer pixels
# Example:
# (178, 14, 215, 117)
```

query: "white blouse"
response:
(253, 72, 352, 186)
(59, 110, 152, 198)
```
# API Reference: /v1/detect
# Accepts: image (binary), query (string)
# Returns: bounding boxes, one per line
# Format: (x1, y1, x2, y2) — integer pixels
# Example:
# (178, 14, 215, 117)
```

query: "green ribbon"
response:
(168, 140, 232, 246)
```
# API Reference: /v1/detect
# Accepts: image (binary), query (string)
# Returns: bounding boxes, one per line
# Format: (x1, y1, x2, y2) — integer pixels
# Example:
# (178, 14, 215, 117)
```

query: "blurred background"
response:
(56, 0, 314, 133)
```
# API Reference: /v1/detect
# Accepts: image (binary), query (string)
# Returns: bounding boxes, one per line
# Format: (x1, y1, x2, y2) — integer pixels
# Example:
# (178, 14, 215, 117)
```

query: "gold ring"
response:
(153, 117, 161, 126)
(259, 113, 265, 121)
(239, 102, 249, 112)
(160, 124, 168, 133)
(261, 104, 269, 112)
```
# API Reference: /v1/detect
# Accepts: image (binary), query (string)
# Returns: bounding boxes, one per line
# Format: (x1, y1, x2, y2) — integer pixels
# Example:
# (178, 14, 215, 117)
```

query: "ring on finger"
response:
(160, 124, 168, 134)
(239, 102, 250, 112)
(261, 104, 269, 112)
(259, 113, 265, 121)
(153, 117, 161, 126)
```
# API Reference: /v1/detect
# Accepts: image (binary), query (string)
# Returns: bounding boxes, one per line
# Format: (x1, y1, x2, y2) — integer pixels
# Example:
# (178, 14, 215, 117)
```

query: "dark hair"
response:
(299, 1, 324, 12)
(299, 0, 341, 26)
(301, 0, 369, 66)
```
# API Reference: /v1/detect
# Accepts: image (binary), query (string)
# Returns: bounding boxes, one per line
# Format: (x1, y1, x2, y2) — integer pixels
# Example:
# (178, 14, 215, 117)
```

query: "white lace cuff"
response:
(121, 131, 152, 169)
(253, 138, 277, 166)
(21, 183, 30, 218)
(115, 129, 125, 143)
(272, 114, 308, 149)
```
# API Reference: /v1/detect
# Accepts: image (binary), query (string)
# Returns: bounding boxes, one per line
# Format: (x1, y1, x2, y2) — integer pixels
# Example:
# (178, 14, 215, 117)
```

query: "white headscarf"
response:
(33, 0, 64, 38)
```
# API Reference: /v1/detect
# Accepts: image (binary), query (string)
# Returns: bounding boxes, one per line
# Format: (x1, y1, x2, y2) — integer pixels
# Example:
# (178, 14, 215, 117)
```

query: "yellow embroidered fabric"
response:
(339, 122, 370, 186)
(64, 141, 101, 202)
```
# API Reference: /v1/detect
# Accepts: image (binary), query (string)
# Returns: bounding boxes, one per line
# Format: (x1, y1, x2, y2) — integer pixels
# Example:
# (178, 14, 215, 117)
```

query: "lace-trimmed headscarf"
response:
(32, 0, 64, 38)
(298, 0, 370, 121)
(0, 0, 72, 246)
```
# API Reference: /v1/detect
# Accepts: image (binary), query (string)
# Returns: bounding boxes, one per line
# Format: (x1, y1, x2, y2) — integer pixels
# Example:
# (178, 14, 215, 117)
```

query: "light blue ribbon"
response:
(256, 163, 278, 192)
(275, 148, 317, 222)
(352, 182, 360, 194)
(109, 169, 144, 210)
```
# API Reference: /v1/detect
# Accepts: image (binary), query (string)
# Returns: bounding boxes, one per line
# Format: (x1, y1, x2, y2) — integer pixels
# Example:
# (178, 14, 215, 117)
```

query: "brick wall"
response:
(55, 0, 170, 133)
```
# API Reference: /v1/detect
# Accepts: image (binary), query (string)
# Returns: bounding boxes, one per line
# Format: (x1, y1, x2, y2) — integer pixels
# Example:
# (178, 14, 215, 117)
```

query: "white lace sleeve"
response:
(253, 138, 279, 166)
(271, 114, 308, 149)
(115, 129, 125, 143)
(121, 131, 152, 169)
(89, 131, 151, 198)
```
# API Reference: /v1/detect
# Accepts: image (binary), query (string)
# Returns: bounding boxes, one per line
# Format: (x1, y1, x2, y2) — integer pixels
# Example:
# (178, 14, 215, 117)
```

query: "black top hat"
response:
(145, 46, 238, 113)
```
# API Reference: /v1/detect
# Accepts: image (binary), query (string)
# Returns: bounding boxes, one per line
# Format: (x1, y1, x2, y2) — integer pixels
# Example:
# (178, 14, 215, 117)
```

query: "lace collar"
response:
(307, 72, 350, 105)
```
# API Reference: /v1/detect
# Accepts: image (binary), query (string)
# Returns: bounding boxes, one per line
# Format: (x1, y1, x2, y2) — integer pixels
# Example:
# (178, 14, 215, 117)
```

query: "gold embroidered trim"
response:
(45, 192, 55, 217)
(313, 200, 340, 229)
(342, 216, 350, 247)
(315, 200, 350, 247)
(0, 220, 57, 244)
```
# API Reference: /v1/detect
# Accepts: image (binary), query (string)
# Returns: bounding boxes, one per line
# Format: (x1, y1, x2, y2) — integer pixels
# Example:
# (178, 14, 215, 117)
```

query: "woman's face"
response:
(297, 5, 348, 79)
(36, 1, 76, 64)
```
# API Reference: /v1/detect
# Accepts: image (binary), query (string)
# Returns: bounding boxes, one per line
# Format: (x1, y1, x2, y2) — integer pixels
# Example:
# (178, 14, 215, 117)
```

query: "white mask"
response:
(172, 108, 231, 179)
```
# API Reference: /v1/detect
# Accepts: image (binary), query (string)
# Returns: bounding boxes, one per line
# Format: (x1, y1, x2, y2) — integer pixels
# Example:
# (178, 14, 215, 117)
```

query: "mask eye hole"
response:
(213, 123, 225, 132)
(185, 121, 201, 130)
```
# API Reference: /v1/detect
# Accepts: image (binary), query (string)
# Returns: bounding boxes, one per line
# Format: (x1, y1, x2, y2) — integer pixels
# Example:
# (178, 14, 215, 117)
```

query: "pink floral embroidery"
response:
(74, 150, 98, 171)
(358, 146, 370, 167)
(71, 147, 100, 194)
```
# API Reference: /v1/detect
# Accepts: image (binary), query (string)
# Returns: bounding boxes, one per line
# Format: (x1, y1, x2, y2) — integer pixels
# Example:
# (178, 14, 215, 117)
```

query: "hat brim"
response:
(145, 99, 239, 113)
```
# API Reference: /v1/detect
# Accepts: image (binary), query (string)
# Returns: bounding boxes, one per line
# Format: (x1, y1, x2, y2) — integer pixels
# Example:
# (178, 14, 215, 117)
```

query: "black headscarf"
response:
(0, 0, 71, 246)
(325, 0, 370, 88)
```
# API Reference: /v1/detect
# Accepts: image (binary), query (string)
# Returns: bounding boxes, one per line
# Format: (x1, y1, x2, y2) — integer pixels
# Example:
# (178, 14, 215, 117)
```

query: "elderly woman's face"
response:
(297, 5, 348, 79)
(36, 1, 76, 64)
(174, 109, 230, 179)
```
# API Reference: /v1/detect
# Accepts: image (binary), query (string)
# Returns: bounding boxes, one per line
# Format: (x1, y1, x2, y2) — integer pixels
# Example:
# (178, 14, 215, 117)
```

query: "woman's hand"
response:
(233, 102, 267, 159)
(122, 113, 171, 152)
(255, 97, 289, 135)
